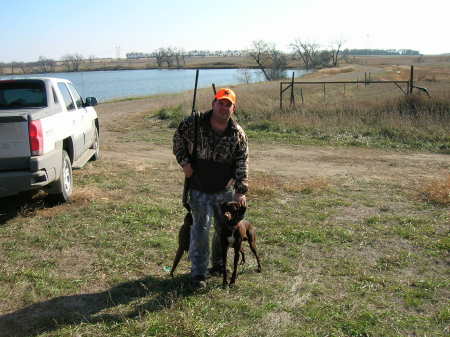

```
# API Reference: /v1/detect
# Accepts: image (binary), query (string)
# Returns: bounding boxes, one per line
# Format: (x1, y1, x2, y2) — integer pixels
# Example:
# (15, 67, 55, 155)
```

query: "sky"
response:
(1, 0, 448, 63)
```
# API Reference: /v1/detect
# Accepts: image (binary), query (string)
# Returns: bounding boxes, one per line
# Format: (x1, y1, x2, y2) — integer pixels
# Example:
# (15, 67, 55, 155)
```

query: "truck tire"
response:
(48, 150, 73, 203)
(90, 128, 100, 161)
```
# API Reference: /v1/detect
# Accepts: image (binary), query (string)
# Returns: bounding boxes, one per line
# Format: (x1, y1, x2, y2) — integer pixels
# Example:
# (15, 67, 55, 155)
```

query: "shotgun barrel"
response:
(182, 69, 200, 211)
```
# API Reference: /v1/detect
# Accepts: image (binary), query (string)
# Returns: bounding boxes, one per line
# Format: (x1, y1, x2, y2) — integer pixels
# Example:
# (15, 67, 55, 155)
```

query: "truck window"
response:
(57, 83, 75, 111)
(67, 83, 83, 109)
(0, 80, 47, 109)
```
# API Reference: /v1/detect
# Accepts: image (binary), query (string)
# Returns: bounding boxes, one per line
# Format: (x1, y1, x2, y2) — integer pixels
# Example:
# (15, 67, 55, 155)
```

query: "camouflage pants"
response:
(188, 188, 234, 278)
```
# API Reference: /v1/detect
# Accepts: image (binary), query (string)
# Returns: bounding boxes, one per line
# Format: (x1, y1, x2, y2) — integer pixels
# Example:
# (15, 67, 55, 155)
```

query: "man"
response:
(173, 88, 248, 288)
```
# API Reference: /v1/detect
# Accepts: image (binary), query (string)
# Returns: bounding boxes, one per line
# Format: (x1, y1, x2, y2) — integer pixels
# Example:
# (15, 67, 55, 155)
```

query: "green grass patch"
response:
(246, 127, 450, 153)
(155, 105, 186, 128)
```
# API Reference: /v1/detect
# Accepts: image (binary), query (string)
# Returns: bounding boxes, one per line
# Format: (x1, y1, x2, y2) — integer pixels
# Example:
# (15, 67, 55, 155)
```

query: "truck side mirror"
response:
(84, 97, 98, 107)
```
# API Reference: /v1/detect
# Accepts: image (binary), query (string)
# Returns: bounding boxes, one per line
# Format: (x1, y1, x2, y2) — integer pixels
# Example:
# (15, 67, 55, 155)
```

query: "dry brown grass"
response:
(351, 55, 450, 66)
(283, 176, 329, 194)
(419, 173, 450, 206)
(231, 66, 450, 148)
(248, 172, 283, 199)
(248, 171, 329, 199)
(20, 187, 112, 218)
(375, 64, 450, 83)
(317, 66, 355, 75)
(416, 66, 450, 82)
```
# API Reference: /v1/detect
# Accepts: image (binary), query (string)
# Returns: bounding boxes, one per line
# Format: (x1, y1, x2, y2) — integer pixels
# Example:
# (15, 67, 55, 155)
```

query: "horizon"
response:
(1, 0, 448, 63)
(1, 47, 435, 65)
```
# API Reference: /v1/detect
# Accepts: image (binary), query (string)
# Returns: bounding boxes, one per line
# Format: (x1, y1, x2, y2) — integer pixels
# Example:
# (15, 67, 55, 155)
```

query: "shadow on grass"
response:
(0, 192, 66, 225)
(0, 275, 196, 337)
(0, 193, 38, 225)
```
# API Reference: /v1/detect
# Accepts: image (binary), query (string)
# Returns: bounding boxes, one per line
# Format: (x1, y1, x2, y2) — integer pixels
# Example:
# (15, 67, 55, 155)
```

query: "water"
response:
(1, 68, 309, 102)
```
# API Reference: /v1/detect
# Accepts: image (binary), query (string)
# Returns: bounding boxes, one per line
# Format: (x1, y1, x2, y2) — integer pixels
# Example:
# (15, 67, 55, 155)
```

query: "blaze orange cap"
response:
(215, 88, 236, 105)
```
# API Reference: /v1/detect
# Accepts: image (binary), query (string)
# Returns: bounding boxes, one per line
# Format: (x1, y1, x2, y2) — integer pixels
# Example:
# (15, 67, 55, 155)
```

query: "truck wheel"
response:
(90, 128, 100, 161)
(48, 150, 73, 203)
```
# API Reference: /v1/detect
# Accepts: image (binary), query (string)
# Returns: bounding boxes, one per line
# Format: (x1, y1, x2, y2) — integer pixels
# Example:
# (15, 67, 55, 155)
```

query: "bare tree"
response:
(329, 39, 345, 67)
(154, 48, 165, 67)
(173, 47, 186, 67)
(61, 55, 71, 72)
(290, 39, 320, 69)
(72, 54, 83, 71)
(317, 50, 333, 67)
(248, 40, 287, 81)
(248, 40, 272, 81)
(154, 48, 176, 67)
(165, 47, 175, 67)
(61, 54, 84, 72)
(269, 50, 288, 80)
(16, 62, 29, 74)
(8, 61, 19, 74)
(36, 56, 56, 73)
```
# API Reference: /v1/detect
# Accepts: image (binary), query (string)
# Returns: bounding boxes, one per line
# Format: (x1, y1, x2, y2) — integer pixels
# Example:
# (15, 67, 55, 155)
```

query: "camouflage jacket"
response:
(173, 110, 248, 194)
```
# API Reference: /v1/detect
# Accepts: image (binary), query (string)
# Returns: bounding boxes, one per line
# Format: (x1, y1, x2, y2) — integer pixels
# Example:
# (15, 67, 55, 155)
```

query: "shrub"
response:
(156, 105, 186, 128)
(419, 174, 450, 206)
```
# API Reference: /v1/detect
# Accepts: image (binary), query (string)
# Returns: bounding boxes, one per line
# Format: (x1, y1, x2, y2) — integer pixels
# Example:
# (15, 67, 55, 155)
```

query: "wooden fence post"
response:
(290, 72, 295, 107)
(280, 82, 283, 110)
(409, 65, 414, 95)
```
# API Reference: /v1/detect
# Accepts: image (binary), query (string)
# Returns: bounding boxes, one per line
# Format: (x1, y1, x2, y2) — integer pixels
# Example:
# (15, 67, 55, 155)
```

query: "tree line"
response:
(0, 54, 90, 74)
(248, 39, 347, 81)
(0, 40, 422, 82)
(124, 39, 348, 81)
(342, 48, 420, 56)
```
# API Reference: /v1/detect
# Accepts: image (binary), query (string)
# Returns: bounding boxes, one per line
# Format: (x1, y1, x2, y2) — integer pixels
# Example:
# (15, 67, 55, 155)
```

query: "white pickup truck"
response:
(0, 77, 100, 202)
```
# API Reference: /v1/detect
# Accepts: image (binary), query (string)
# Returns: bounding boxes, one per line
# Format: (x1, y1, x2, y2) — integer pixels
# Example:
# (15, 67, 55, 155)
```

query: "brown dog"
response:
(170, 212, 192, 277)
(220, 201, 262, 287)
(170, 209, 247, 278)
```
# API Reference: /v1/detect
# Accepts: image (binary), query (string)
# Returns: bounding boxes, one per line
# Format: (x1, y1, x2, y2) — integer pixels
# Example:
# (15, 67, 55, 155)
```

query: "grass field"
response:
(0, 58, 449, 337)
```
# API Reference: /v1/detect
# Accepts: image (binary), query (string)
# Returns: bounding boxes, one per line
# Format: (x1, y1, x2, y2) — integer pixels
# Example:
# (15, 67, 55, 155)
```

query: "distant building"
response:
(126, 52, 153, 59)
(126, 49, 247, 59)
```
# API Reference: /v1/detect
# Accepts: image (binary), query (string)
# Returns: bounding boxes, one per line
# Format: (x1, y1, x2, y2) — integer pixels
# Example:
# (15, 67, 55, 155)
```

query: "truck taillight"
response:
(29, 120, 43, 156)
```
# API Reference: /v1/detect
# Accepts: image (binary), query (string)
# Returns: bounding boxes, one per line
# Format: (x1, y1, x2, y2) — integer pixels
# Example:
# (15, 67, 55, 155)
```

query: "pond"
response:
(1, 68, 310, 102)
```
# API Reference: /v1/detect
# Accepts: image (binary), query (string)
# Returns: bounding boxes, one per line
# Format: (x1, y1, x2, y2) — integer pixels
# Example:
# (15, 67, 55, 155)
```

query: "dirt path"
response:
(251, 144, 448, 182)
(98, 121, 448, 189)
(305, 64, 385, 82)
(100, 139, 448, 186)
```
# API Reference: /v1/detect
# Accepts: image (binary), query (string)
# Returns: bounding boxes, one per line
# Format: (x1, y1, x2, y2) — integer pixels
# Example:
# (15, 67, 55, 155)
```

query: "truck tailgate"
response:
(0, 113, 30, 170)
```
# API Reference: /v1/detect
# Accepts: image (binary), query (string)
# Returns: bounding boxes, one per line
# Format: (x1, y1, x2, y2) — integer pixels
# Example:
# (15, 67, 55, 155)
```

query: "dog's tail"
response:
(182, 212, 193, 252)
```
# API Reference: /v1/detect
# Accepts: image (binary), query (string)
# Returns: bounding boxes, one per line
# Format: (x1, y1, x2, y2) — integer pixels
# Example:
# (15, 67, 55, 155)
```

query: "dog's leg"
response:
(230, 241, 241, 286)
(248, 230, 262, 273)
(239, 247, 246, 265)
(170, 246, 185, 277)
(230, 244, 241, 285)
(221, 237, 229, 287)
